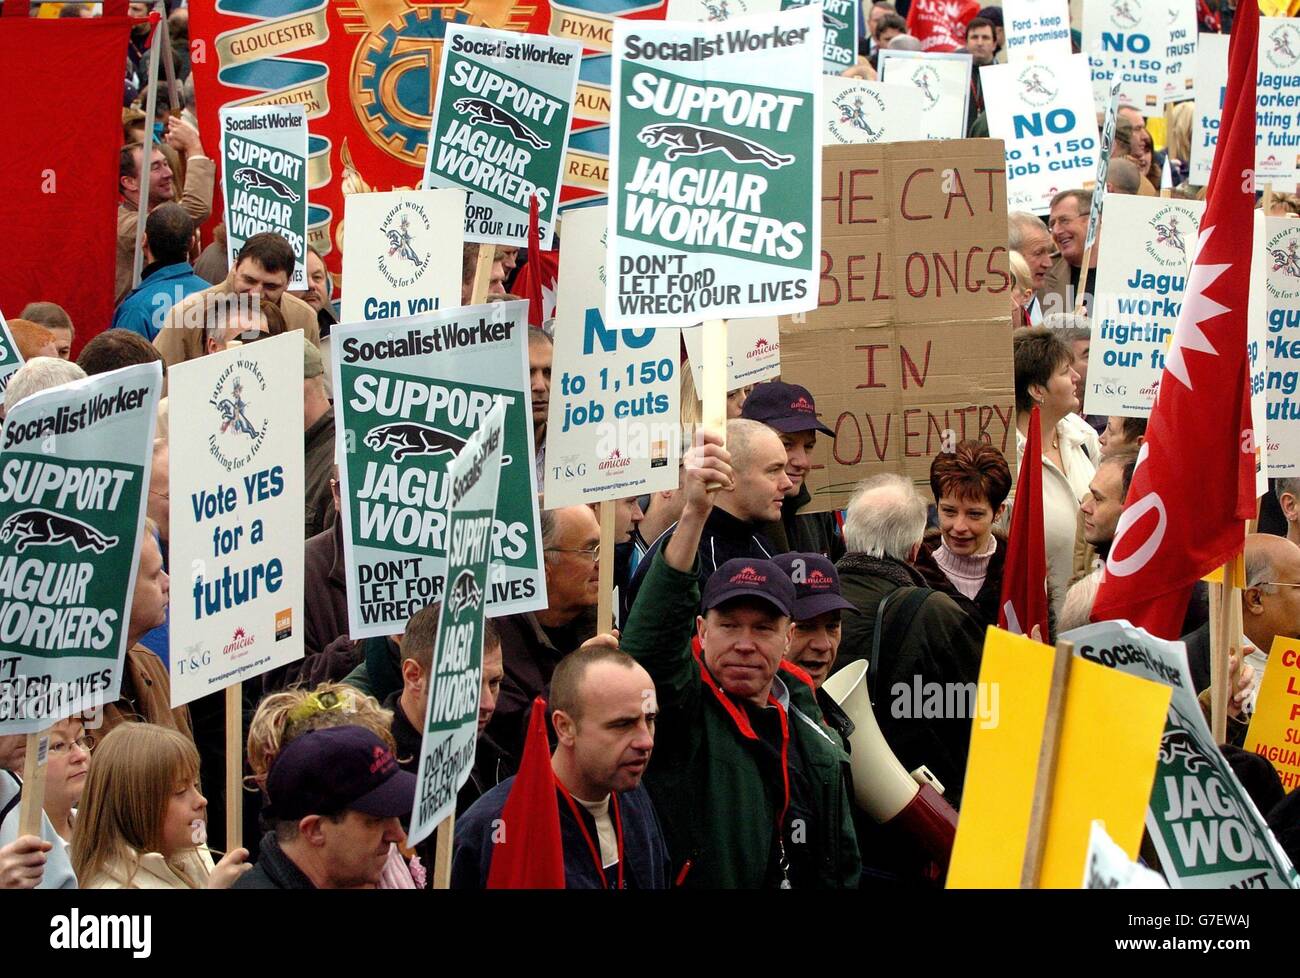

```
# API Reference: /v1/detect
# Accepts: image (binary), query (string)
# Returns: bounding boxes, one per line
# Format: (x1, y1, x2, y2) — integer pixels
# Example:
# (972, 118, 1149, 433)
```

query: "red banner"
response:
(0, 17, 132, 357)
(906, 0, 979, 53)
(189, 0, 668, 296)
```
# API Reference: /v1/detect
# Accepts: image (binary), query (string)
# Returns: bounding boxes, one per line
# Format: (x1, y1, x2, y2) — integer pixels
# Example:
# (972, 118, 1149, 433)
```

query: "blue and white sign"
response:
(1082, 0, 1168, 113)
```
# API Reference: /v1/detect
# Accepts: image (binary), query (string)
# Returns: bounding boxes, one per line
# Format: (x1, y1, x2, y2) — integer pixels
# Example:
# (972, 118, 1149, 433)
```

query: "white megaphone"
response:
(822, 659, 958, 869)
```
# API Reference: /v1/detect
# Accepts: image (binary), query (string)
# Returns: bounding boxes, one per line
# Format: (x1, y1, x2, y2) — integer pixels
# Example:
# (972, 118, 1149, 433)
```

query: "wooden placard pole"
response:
(130, 12, 165, 291)
(1072, 241, 1095, 317)
(226, 683, 242, 851)
(17, 730, 50, 839)
(1208, 552, 1245, 746)
(597, 500, 616, 635)
(434, 814, 454, 889)
(1020, 640, 1073, 889)
(156, 0, 179, 112)
(1263, 181, 1276, 217)
(701, 318, 728, 441)
(470, 243, 496, 306)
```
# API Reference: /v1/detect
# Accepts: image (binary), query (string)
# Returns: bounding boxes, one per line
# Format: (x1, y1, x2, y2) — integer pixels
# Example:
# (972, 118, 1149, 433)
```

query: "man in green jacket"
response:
(621, 429, 861, 889)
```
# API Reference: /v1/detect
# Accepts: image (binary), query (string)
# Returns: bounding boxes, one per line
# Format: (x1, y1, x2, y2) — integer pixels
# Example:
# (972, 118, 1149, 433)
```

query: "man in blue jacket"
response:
(112, 203, 210, 341)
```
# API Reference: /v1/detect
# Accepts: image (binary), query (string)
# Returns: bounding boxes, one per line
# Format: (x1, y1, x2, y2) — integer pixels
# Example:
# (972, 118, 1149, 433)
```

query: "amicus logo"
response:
(729, 566, 767, 584)
(222, 626, 255, 658)
(805, 569, 834, 589)
(598, 449, 631, 471)
(747, 337, 779, 359)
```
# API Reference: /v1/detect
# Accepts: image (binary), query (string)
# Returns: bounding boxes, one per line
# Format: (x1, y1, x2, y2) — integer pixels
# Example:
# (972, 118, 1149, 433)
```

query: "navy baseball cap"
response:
(266, 725, 416, 821)
(701, 558, 796, 617)
(772, 553, 856, 620)
(741, 381, 834, 436)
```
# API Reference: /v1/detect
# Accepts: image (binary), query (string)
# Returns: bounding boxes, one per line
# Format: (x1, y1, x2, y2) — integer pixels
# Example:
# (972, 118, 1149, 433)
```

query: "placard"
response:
(1243, 636, 1300, 793)
(1162, 0, 1197, 104)
(778, 140, 1016, 511)
(0, 311, 24, 396)
(543, 206, 681, 509)
(1085, 194, 1204, 418)
(821, 77, 926, 145)
(682, 316, 782, 390)
(332, 302, 546, 638)
(340, 190, 466, 325)
(167, 332, 306, 707)
(1258, 16, 1300, 193)
(1264, 215, 1300, 476)
(981, 54, 1101, 214)
(422, 25, 582, 248)
(1065, 620, 1300, 890)
(1190, 33, 1230, 186)
(783, 0, 860, 74)
(0, 362, 162, 734)
(1081, 0, 1168, 112)
(608, 6, 823, 327)
(1003, 0, 1072, 63)
(409, 401, 505, 846)
(219, 104, 309, 289)
(877, 49, 972, 141)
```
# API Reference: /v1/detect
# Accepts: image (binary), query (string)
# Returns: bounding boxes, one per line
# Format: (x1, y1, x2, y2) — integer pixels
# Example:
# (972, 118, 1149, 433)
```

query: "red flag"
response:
(514, 195, 559, 329)
(0, 14, 132, 358)
(906, 0, 980, 52)
(486, 696, 564, 889)
(999, 407, 1050, 640)
(1092, 0, 1258, 638)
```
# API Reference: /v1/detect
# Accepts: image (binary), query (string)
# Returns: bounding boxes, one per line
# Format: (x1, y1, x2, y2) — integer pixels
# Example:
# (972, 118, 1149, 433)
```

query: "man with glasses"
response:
(1040, 190, 1098, 318)
(482, 504, 602, 775)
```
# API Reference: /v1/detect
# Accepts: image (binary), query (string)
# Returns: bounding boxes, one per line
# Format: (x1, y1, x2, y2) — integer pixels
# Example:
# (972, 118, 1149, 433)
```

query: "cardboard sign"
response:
(1081, 0, 1168, 112)
(340, 190, 465, 326)
(1083, 820, 1170, 888)
(409, 401, 506, 846)
(543, 206, 681, 509)
(877, 49, 972, 140)
(1258, 17, 1300, 193)
(1244, 637, 1300, 793)
(777, 140, 1016, 512)
(422, 26, 582, 249)
(821, 77, 926, 145)
(0, 362, 162, 734)
(1263, 215, 1300, 476)
(607, 6, 823, 327)
(0, 311, 24, 396)
(332, 302, 545, 638)
(1002, 0, 1072, 63)
(1065, 620, 1300, 890)
(1085, 194, 1204, 418)
(1162, 0, 1198, 104)
(219, 105, 309, 289)
(682, 316, 782, 391)
(167, 333, 306, 707)
(947, 628, 1171, 889)
(1190, 33, 1229, 186)
(982, 54, 1101, 215)
(783, 0, 859, 74)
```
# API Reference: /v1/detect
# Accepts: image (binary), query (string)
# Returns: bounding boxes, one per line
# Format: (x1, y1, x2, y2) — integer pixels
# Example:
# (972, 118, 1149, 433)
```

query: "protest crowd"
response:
(4, 0, 1300, 901)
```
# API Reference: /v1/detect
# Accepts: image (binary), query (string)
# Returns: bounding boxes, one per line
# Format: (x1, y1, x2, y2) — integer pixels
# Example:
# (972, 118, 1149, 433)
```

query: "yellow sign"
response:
(1244, 636, 1300, 793)
(948, 628, 1171, 888)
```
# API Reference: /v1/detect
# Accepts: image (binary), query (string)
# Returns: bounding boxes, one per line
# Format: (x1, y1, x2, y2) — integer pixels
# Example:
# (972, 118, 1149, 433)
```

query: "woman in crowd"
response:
(1009, 251, 1034, 325)
(71, 723, 249, 889)
(43, 717, 91, 853)
(919, 441, 1012, 628)
(246, 682, 417, 888)
(1012, 327, 1100, 620)
(1113, 122, 1158, 195)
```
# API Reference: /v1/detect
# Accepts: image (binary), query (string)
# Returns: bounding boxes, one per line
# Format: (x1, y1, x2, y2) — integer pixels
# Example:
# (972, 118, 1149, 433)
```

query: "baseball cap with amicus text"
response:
(265, 725, 417, 821)
(701, 558, 797, 618)
(740, 381, 834, 436)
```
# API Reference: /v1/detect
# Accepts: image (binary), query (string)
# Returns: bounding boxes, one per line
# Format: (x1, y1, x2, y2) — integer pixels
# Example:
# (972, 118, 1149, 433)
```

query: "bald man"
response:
(1183, 534, 1300, 712)
(624, 418, 790, 613)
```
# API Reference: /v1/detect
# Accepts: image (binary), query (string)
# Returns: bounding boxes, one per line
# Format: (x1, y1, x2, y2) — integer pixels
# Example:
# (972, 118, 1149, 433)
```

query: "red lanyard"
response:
(555, 776, 625, 890)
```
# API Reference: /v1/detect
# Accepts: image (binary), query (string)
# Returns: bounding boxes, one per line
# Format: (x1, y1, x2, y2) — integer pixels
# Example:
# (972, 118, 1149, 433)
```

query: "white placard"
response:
(1082, 0, 1169, 113)
(341, 190, 465, 324)
(1162, 0, 1197, 104)
(544, 206, 681, 509)
(1189, 33, 1229, 186)
(682, 316, 782, 391)
(820, 77, 925, 144)
(1257, 17, 1300, 194)
(1085, 194, 1204, 418)
(1262, 215, 1300, 477)
(1003, 0, 1072, 63)
(877, 49, 972, 140)
(981, 54, 1101, 215)
(168, 332, 306, 706)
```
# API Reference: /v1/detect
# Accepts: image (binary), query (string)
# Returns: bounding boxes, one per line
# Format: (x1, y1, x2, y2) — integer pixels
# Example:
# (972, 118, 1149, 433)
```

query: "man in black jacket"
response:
(234, 726, 415, 890)
(742, 381, 844, 560)
(625, 418, 792, 611)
